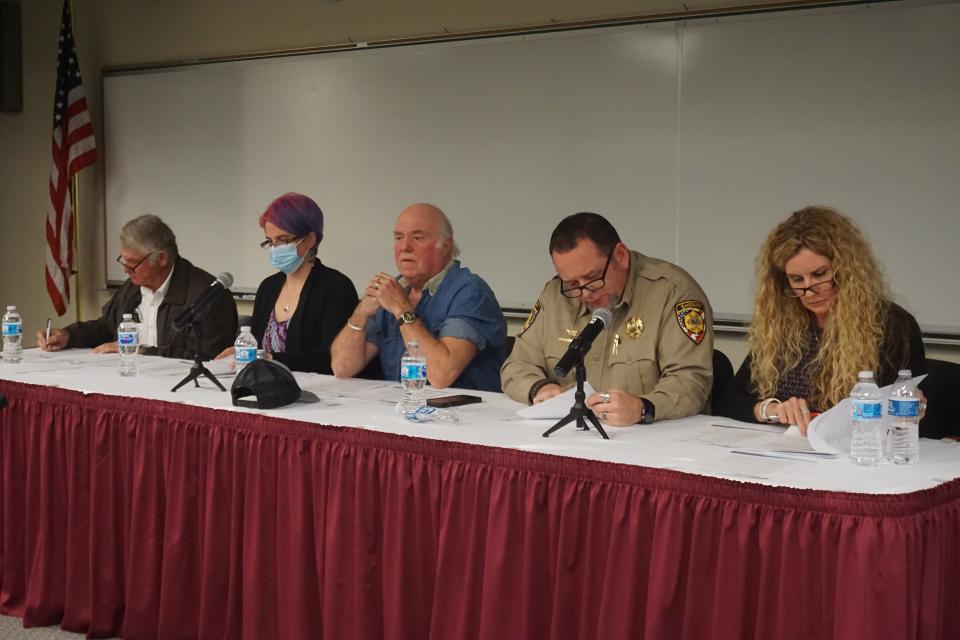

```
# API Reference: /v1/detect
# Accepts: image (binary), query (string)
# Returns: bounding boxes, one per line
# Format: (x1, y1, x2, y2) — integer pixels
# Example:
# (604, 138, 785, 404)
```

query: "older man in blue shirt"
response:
(331, 203, 506, 391)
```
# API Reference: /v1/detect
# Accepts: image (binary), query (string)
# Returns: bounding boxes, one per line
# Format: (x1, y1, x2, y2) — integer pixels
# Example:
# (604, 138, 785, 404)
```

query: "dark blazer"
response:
(252, 262, 370, 375)
(65, 256, 238, 360)
(716, 303, 927, 425)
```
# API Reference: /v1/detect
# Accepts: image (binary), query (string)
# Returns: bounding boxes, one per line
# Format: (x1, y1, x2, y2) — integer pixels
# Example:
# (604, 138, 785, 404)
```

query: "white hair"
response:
(436, 209, 461, 258)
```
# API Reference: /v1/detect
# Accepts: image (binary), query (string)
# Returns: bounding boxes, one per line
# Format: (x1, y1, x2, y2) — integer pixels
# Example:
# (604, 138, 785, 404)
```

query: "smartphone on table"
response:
(426, 394, 482, 408)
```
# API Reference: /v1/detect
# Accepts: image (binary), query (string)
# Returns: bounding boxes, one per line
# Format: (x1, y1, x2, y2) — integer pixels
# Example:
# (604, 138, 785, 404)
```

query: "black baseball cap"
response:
(230, 359, 320, 409)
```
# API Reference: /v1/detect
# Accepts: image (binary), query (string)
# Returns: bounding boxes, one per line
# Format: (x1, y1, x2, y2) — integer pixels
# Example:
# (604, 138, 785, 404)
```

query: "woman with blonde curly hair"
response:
(717, 206, 925, 433)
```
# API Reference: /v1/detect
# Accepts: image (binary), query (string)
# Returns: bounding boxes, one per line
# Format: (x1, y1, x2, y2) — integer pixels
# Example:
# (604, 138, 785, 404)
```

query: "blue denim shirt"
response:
(366, 261, 506, 391)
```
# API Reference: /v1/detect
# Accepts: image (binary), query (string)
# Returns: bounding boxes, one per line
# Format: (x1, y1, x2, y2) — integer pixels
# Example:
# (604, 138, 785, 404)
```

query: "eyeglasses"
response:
(560, 247, 615, 298)
(259, 236, 302, 250)
(784, 279, 836, 298)
(116, 252, 153, 272)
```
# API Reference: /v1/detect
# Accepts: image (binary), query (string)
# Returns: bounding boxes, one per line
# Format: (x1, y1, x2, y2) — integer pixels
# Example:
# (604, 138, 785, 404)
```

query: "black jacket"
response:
(251, 262, 373, 375)
(65, 256, 238, 360)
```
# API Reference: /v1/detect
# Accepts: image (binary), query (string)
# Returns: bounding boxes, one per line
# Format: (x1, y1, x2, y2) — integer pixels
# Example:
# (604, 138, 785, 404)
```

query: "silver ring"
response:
(600, 392, 610, 403)
(800, 407, 810, 414)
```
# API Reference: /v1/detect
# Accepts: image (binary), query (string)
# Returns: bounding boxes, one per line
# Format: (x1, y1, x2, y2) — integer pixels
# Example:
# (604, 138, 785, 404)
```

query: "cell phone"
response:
(427, 394, 482, 408)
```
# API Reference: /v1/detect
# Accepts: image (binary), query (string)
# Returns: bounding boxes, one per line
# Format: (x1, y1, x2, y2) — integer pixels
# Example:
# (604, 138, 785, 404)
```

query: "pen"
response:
(45, 318, 51, 344)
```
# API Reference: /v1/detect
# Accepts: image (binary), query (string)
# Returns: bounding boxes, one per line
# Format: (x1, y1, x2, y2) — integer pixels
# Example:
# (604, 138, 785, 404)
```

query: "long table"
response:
(1, 350, 958, 639)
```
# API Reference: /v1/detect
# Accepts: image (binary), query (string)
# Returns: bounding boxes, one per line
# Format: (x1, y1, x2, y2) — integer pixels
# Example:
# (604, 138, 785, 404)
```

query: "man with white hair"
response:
(331, 203, 506, 391)
(38, 214, 238, 360)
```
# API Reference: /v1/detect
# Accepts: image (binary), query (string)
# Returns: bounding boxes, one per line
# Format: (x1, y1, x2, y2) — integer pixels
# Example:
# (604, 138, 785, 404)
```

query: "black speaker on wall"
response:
(0, 1, 22, 113)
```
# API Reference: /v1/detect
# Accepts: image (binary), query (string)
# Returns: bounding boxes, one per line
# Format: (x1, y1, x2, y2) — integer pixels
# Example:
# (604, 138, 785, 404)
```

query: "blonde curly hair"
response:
(748, 206, 890, 409)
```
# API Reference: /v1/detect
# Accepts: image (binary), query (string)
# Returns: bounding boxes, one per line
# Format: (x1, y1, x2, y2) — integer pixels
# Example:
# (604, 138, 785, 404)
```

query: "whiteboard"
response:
(103, 1, 960, 330)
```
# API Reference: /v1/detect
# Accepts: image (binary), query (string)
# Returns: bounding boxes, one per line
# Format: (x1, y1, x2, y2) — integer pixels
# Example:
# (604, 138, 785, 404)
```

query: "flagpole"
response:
(69, 0, 82, 322)
(72, 173, 83, 321)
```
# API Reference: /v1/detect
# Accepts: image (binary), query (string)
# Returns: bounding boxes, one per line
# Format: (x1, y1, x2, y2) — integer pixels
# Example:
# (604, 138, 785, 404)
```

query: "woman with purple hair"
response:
(217, 192, 370, 374)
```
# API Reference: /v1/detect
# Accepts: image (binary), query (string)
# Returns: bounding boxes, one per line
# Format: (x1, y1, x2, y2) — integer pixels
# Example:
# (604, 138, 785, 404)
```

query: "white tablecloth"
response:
(2, 348, 957, 494)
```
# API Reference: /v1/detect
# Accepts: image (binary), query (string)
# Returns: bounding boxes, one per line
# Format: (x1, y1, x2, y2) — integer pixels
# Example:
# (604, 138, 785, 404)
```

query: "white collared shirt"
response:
(137, 264, 175, 348)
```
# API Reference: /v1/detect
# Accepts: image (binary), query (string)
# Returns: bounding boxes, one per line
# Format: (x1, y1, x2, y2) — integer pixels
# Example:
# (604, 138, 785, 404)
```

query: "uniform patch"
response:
(519, 300, 542, 337)
(675, 300, 706, 344)
(625, 316, 644, 339)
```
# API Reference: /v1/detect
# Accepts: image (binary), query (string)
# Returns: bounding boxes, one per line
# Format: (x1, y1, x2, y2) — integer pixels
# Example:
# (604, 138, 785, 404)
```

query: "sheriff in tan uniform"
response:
(502, 245, 713, 424)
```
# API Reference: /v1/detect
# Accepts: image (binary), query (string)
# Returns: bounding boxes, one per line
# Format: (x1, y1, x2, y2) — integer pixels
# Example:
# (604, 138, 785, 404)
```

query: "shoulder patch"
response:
(675, 300, 706, 344)
(519, 300, 542, 337)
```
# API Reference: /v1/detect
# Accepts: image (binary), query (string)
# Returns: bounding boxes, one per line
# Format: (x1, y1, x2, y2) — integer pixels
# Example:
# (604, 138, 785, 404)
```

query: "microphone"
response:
(553, 307, 612, 377)
(172, 272, 234, 331)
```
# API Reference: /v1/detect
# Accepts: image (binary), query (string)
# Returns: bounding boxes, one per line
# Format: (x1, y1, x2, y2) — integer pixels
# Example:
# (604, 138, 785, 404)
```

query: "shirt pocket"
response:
(607, 337, 659, 396)
(543, 334, 578, 384)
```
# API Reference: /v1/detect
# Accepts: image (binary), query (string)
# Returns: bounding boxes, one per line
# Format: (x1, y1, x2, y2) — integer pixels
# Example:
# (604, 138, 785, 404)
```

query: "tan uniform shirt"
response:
(501, 250, 713, 421)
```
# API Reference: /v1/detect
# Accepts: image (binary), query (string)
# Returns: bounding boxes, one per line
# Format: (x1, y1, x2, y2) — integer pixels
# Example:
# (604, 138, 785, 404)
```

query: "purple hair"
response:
(259, 193, 324, 247)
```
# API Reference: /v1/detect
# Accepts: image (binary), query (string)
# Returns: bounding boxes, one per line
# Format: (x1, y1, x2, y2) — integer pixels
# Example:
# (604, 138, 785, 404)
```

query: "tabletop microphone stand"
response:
(542, 345, 609, 440)
(171, 320, 225, 393)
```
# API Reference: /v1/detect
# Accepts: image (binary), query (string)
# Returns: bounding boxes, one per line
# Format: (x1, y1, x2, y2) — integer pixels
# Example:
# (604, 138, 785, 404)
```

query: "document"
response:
(516, 383, 598, 420)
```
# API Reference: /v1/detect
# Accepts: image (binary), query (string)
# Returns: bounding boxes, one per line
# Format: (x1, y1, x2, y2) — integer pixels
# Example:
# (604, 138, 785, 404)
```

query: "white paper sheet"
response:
(516, 383, 598, 420)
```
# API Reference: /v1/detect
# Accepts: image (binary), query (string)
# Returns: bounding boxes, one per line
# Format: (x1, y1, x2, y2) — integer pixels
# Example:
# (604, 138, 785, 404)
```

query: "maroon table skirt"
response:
(0, 381, 957, 639)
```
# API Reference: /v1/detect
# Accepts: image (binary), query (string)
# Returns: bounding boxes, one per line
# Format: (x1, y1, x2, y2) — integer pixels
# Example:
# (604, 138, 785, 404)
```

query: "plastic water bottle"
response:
(398, 341, 427, 420)
(2, 306, 23, 364)
(2, 306, 22, 364)
(234, 326, 258, 370)
(117, 313, 139, 377)
(849, 370, 883, 466)
(887, 369, 920, 464)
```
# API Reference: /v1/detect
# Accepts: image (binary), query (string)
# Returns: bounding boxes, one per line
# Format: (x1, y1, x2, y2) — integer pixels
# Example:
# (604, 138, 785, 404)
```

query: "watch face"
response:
(400, 311, 416, 324)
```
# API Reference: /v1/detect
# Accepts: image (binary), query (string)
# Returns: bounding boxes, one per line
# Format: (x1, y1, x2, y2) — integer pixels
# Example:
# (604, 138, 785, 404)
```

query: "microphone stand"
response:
(542, 344, 609, 440)
(171, 319, 225, 393)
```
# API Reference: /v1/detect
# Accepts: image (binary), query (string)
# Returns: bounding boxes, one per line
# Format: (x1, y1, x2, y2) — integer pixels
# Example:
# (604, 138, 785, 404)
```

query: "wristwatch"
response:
(640, 399, 656, 424)
(398, 310, 417, 325)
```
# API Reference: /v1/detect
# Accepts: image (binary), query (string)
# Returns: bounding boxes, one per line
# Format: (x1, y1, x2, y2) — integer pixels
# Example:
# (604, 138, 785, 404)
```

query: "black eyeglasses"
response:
(116, 252, 153, 272)
(560, 247, 615, 298)
(259, 236, 302, 250)
(784, 279, 836, 298)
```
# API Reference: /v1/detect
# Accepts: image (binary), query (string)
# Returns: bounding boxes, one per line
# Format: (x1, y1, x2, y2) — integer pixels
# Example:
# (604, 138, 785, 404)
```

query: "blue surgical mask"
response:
(269, 241, 305, 274)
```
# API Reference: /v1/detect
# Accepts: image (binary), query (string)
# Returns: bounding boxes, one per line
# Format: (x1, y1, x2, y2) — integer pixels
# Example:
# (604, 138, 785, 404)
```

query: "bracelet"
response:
(758, 397, 782, 423)
(528, 379, 556, 404)
(347, 321, 364, 332)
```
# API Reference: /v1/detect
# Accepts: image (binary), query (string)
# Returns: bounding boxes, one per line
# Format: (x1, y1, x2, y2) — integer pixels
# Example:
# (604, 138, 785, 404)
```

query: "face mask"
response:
(269, 240, 305, 274)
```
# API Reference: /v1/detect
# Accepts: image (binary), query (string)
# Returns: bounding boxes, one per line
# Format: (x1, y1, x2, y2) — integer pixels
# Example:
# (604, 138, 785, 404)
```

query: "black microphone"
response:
(553, 307, 613, 377)
(172, 272, 234, 331)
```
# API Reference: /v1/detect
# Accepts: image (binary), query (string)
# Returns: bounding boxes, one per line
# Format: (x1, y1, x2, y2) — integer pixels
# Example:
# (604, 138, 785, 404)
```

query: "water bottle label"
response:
(852, 400, 882, 419)
(118, 332, 137, 346)
(408, 406, 437, 421)
(400, 363, 426, 380)
(236, 347, 256, 364)
(2, 322, 21, 336)
(888, 399, 920, 418)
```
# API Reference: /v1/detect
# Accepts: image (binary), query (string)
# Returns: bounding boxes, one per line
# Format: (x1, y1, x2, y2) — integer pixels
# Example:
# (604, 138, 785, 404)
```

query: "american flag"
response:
(46, 0, 97, 316)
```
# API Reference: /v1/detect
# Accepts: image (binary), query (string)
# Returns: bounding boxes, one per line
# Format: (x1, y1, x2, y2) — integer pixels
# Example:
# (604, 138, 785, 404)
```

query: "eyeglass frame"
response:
(115, 251, 154, 272)
(259, 235, 303, 250)
(784, 278, 837, 298)
(559, 246, 616, 298)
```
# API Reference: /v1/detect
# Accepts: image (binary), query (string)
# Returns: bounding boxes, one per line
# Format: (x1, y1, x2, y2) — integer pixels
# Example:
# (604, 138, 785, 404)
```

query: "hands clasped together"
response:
(360, 272, 411, 319)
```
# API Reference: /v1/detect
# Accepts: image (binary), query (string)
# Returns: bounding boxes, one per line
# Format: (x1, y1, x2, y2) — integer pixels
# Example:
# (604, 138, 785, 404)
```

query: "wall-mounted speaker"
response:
(0, 1, 22, 113)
